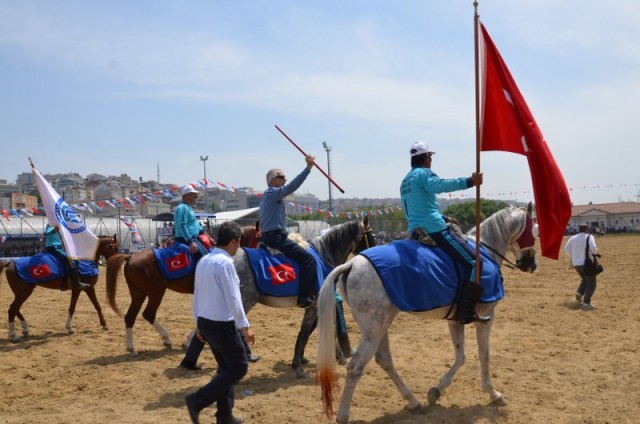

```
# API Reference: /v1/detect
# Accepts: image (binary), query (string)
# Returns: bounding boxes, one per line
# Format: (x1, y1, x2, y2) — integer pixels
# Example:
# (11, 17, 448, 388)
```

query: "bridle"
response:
(479, 214, 536, 271)
(349, 224, 374, 256)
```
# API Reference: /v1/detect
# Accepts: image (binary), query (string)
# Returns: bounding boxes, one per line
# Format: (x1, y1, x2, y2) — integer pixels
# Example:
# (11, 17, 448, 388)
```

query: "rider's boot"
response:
(455, 283, 484, 324)
(337, 328, 354, 358)
(70, 267, 90, 291)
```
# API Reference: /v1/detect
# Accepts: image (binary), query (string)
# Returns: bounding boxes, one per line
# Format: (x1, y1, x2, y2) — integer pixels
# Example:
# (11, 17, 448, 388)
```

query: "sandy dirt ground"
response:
(1, 234, 639, 424)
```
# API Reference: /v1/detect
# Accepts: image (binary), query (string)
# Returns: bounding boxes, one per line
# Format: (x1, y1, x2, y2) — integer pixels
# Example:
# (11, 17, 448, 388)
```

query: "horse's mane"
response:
(311, 220, 361, 268)
(469, 206, 526, 254)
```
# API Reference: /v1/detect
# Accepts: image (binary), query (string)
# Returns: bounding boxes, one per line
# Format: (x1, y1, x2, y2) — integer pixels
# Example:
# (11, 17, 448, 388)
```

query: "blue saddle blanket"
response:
(360, 239, 504, 312)
(244, 245, 331, 297)
(153, 243, 196, 280)
(14, 253, 98, 284)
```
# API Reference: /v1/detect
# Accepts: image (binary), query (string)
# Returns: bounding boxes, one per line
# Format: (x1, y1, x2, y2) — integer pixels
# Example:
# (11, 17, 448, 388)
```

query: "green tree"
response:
(444, 199, 509, 232)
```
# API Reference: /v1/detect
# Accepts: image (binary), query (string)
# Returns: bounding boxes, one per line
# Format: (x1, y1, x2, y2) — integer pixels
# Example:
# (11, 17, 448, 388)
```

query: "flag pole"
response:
(274, 124, 346, 194)
(473, 1, 482, 285)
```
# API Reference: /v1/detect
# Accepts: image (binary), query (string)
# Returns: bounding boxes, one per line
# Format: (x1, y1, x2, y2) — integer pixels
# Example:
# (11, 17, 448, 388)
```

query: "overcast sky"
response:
(1, 1, 638, 206)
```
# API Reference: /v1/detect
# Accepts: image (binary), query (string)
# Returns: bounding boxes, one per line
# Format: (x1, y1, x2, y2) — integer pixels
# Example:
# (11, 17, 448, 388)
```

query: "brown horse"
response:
(240, 221, 261, 248)
(105, 217, 375, 376)
(0, 235, 119, 342)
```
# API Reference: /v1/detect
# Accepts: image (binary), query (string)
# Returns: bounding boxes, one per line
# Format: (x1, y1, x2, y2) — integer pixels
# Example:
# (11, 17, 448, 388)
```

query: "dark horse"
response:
(0, 235, 119, 342)
(106, 217, 374, 376)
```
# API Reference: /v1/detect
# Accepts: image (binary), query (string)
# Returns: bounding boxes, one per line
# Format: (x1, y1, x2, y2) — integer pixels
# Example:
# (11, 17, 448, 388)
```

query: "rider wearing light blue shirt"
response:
(174, 185, 208, 259)
(400, 141, 483, 325)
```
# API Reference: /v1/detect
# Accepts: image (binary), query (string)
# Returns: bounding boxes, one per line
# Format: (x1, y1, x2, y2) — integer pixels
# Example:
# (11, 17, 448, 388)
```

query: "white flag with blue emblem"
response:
(33, 167, 98, 260)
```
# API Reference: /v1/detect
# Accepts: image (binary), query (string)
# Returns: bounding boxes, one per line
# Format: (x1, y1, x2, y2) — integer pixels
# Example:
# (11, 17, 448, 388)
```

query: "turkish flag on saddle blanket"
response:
(153, 243, 196, 280)
(360, 239, 504, 312)
(244, 244, 331, 297)
(14, 253, 99, 284)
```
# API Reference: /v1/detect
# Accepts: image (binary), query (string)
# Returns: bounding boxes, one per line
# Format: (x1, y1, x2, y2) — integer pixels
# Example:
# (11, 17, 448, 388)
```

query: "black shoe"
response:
(297, 295, 315, 308)
(218, 415, 245, 424)
(180, 360, 202, 371)
(185, 395, 200, 424)
(247, 354, 261, 363)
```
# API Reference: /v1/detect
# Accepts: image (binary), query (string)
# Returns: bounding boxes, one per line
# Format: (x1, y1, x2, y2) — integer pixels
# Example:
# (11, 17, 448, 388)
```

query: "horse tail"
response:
(316, 261, 353, 417)
(106, 254, 130, 317)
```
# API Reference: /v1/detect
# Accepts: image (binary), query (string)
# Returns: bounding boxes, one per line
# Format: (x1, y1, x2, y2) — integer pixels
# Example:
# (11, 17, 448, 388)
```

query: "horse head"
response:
(312, 216, 376, 267)
(509, 202, 538, 273)
(474, 202, 538, 273)
(97, 234, 120, 262)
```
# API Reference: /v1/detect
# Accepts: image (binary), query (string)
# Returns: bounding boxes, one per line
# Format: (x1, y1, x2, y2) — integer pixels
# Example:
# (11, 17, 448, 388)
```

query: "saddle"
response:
(244, 244, 331, 297)
(14, 253, 99, 284)
(360, 239, 504, 312)
(153, 243, 196, 280)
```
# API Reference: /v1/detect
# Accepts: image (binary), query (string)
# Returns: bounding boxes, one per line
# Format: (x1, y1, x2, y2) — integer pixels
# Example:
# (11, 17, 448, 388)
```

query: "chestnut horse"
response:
(106, 217, 374, 376)
(0, 235, 119, 342)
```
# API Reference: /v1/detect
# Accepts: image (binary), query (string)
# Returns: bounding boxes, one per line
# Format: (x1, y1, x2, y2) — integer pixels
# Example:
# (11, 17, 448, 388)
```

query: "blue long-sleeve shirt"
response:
(259, 167, 311, 232)
(400, 167, 471, 233)
(174, 202, 203, 241)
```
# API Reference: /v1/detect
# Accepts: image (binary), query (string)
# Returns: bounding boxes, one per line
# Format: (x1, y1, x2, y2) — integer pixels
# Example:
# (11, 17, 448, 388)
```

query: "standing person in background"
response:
(259, 155, 318, 308)
(400, 141, 483, 324)
(185, 221, 255, 424)
(44, 224, 89, 291)
(564, 223, 600, 310)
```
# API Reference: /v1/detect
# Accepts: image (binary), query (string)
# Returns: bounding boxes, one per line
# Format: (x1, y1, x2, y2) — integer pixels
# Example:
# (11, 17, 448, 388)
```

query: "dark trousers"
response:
(184, 329, 254, 365)
(262, 229, 317, 296)
(430, 227, 480, 284)
(575, 266, 597, 304)
(187, 318, 248, 421)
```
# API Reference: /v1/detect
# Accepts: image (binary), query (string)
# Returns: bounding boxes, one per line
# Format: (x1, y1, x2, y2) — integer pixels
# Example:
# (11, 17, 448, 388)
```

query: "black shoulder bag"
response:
(583, 235, 603, 276)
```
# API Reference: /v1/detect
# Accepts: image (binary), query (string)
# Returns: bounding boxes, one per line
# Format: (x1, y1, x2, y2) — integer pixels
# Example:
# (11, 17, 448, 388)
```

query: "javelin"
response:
(275, 124, 346, 194)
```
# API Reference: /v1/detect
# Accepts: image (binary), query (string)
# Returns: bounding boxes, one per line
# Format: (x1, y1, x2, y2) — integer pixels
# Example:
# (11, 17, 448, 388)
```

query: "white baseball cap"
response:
(181, 185, 198, 195)
(410, 141, 435, 157)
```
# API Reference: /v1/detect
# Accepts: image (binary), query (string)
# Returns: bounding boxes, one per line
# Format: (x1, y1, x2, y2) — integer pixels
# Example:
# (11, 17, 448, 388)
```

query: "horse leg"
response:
(124, 286, 147, 356)
(65, 290, 81, 334)
(336, 331, 386, 424)
(428, 320, 467, 405)
(292, 306, 317, 378)
(475, 315, 506, 405)
(374, 332, 421, 411)
(84, 285, 109, 331)
(8, 287, 34, 342)
(141, 289, 172, 349)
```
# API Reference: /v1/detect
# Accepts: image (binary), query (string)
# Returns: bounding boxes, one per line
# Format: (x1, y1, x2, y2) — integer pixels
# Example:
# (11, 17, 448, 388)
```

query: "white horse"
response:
(316, 203, 538, 423)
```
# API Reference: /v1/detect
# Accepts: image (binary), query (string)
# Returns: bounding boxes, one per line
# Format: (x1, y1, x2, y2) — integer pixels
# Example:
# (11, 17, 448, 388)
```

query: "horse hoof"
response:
(163, 342, 172, 349)
(491, 396, 507, 406)
(102, 325, 109, 331)
(67, 328, 75, 335)
(300, 357, 309, 365)
(295, 368, 307, 379)
(10, 336, 21, 343)
(427, 387, 441, 405)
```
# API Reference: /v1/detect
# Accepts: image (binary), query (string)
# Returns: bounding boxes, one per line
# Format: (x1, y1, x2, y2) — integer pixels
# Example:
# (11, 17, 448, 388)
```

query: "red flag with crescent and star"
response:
(479, 21, 571, 259)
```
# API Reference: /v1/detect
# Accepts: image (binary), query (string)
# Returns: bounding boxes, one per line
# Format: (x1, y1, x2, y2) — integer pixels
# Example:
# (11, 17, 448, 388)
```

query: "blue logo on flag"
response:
(54, 198, 87, 234)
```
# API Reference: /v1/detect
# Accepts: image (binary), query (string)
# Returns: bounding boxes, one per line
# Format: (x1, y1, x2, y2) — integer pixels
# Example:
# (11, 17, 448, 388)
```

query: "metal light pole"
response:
(200, 155, 208, 213)
(322, 141, 332, 213)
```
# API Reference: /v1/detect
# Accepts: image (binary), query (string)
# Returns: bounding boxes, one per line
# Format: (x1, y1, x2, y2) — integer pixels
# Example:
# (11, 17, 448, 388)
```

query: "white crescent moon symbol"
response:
(34, 268, 42, 276)
(170, 259, 181, 268)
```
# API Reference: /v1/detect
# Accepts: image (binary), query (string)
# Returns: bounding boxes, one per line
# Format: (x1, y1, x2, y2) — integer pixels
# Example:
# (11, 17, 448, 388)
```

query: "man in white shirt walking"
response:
(564, 223, 600, 310)
(185, 222, 255, 424)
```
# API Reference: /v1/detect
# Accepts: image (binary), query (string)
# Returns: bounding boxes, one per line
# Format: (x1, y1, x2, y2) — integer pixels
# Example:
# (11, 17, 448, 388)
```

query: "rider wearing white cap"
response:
(174, 185, 209, 259)
(400, 141, 484, 324)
